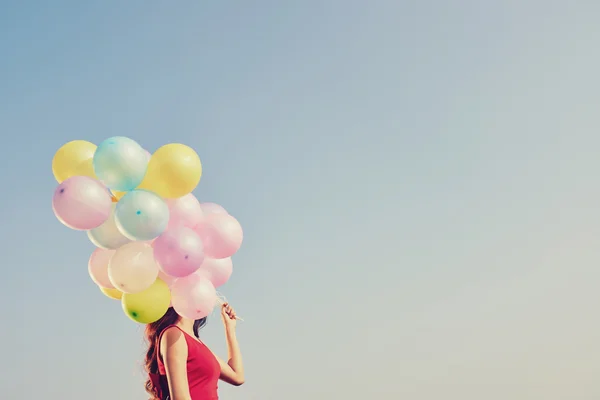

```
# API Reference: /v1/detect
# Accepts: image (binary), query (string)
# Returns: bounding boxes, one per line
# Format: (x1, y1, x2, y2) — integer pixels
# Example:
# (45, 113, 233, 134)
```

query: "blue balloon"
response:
(115, 190, 169, 241)
(93, 136, 148, 191)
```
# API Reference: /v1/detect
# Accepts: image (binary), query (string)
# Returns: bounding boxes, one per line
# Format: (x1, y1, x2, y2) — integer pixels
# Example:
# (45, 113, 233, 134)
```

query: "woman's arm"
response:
(161, 327, 192, 400)
(215, 303, 245, 386)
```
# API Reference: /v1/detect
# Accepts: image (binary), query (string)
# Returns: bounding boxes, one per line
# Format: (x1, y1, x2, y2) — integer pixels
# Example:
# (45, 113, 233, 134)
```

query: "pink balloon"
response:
(171, 273, 217, 320)
(193, 213, 243, 259)
(52, 176, 112, 230)
(88, 248, 116, 289)
(153, 227, 205, 278)
(167, 194, 204, 230)
(200, 202, 228, 216)
(197, 257, 233, 288)
(158, 270, 177, 287)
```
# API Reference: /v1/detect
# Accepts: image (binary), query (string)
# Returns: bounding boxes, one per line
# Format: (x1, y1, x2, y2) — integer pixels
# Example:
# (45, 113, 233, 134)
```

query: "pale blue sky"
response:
(1, 1, 600, 399)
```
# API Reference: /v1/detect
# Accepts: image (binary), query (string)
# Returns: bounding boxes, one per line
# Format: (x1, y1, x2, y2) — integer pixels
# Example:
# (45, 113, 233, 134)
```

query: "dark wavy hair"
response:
(144, 308, 207, 399)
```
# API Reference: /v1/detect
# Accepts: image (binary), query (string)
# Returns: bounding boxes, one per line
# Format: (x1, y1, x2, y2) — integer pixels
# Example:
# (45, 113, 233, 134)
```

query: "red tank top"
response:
(150, 325, 221, 400)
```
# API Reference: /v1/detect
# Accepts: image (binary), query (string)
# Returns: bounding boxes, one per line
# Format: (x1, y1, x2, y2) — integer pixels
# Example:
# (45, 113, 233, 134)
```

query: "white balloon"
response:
(108, 242, 159, 293)
(87, 203, 132, 249)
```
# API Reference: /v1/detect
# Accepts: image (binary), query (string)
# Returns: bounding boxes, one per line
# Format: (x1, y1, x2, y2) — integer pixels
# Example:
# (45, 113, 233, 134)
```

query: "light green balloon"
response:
(115, 190, 169, 241)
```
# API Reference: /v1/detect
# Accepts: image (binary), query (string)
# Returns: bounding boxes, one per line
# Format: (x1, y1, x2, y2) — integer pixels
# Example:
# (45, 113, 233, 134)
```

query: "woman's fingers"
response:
(221, 303, 237, 319)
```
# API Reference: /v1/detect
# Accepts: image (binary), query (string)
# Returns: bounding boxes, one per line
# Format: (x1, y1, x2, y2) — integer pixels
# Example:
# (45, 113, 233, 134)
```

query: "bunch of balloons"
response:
(51, 137, 243, 324)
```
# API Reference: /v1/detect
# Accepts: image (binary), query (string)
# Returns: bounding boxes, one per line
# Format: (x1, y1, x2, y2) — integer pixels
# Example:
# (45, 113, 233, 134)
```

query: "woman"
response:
(144, 303, 244, 400)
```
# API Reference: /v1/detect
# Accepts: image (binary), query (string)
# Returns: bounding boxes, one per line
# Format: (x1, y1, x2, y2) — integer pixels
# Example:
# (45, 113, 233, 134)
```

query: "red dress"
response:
(149, 325, 221, 400)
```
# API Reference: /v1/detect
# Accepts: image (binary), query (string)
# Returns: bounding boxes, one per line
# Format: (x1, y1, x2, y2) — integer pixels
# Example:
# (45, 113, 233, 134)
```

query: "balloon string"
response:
(215, 291, 244, 321)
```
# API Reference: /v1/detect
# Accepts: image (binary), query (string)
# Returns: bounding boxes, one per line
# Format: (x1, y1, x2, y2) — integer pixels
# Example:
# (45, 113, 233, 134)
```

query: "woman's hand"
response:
(214, 302, 244, 386)
(221, 303, 237, 330)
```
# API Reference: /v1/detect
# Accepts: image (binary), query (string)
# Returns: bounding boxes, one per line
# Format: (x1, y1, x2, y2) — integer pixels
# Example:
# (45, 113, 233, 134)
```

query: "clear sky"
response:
(1, 1, 600, 399)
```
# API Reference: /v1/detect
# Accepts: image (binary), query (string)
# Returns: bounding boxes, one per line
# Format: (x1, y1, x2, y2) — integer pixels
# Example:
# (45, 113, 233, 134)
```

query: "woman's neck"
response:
(176, 318, 194, 334)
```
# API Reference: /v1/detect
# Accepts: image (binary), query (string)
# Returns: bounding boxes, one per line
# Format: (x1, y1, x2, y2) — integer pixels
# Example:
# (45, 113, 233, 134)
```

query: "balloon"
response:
(52, 176, 112, 230)
(111, 190, 126, 202)
(158, 270, 177, 287)
(197, 257, 233, 288)
(200, 202, 228, 216)
(87, 203, 131, 249)
(115, 190, 169, 241)
(138, 143, 202, 198)
(72, 158, 97, 180)
(193, 213, 243, 259)
(88, 248, 116, 288)
(153, 227, 205, 278)
(108, 242, 159, 293)
(52, 140, 97, 183)
(158, 271, 176, 309)
(167, 194, 204, 230)
(93, 136, 148, 192)
(122, 279, 171, 323)
(110, 150, 152, 201)
(171, 273, 217, 320)
(100, 286, 123, 300)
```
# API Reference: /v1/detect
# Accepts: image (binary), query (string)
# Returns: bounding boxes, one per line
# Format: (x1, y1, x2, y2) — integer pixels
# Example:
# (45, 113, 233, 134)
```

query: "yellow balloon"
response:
(111, 190, 126, 201)
(52, 140, 97, 183)
(100, 286, 123, 300)
(121, 279, 171, 324)
(139, 143, 202, 198)
(72, 158, 97, 179)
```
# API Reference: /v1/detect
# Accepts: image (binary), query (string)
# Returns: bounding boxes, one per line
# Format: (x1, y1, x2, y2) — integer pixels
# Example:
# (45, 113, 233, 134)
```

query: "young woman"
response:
(144, 303, 244, 400)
